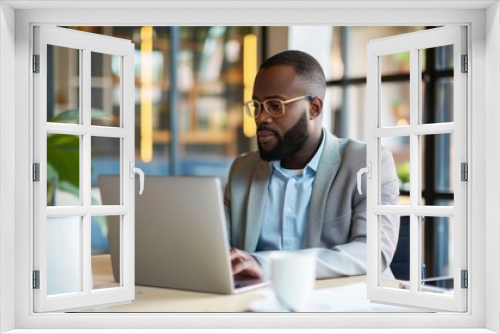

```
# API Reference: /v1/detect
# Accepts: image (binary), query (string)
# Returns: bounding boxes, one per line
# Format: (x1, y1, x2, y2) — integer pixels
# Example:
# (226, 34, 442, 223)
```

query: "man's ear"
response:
(309, 97, 323, 120)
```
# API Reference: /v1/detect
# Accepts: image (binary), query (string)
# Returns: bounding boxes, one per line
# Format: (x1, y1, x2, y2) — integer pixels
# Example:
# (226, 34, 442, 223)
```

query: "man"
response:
(225, 50, 400, 280)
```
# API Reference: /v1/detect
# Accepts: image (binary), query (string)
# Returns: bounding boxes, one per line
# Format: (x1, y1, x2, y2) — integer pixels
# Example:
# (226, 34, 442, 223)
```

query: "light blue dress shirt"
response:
(256, 130, 326, 252)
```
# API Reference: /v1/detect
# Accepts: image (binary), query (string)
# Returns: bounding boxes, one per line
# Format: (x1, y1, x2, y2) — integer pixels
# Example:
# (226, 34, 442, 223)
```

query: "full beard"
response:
(258, 112, 309, 162)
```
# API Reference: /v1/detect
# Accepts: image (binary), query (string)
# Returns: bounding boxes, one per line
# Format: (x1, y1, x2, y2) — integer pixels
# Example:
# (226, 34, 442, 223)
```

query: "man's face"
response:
(253, 65, 311, 162)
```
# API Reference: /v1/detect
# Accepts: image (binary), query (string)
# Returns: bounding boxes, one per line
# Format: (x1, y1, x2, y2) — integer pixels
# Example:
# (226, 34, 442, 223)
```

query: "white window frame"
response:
(1, 2, 498, 333)
(366, 26, 468, 312)
(33, 26, 136, 312)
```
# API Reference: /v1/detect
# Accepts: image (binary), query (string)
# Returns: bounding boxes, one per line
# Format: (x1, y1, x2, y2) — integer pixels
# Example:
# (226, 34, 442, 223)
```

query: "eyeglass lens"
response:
(246, 100, 284, 118)
(264, 100, 284, 115)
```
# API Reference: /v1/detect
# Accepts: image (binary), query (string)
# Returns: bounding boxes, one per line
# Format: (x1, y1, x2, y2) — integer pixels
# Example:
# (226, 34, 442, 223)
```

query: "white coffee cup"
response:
(270, 250, 316, 311)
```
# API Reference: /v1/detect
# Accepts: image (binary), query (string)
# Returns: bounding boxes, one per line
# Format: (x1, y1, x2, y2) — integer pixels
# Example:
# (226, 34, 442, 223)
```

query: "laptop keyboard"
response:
(234, 277, 263, 289)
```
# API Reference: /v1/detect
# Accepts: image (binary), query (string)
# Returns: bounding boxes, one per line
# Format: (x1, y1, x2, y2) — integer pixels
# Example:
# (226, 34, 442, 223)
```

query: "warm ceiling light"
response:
(140, 26, 153, 163)
(243, 34, 257, 138)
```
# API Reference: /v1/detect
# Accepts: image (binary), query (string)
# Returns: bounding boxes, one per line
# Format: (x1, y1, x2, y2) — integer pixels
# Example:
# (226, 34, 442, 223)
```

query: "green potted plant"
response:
(46, 108, 114, 205)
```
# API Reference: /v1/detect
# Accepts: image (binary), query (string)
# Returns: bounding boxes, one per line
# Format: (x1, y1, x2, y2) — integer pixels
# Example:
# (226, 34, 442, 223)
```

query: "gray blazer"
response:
(224, 132, 400, 278)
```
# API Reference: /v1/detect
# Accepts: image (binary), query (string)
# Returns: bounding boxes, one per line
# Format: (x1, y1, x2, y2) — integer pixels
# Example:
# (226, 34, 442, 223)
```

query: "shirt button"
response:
(285, 207, 292, 215)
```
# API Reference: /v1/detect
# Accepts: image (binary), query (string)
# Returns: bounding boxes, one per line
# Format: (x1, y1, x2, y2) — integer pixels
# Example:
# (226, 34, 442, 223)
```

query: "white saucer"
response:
(249, 283, 419, 313)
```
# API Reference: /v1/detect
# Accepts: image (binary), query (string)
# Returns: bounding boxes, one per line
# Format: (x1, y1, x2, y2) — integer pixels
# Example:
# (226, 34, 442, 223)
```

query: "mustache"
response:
(257, 125, 279, 136)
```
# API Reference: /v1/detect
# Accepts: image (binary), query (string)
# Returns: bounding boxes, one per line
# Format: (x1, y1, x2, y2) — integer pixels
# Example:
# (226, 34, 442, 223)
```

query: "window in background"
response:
(47, 26, 456, 310)
(65, 26, 255, 183)
(58, 26, 256, 264)
(329, 26, 425, 140)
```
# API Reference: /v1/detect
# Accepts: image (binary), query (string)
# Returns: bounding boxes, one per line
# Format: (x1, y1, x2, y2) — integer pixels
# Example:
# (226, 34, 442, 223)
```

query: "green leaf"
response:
(396, 161, 410, 184)
(47, 108, 114, 200)
(47, 134, 80, 189)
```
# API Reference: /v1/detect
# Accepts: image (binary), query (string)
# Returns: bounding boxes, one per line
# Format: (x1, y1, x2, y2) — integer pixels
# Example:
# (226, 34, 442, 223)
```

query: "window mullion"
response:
(46, 123, 88, 135)
(409, 47, 420, 295)
(365, 46, 379, 295)
(82, 47, 91, 208)
(372, 124, 454, 138)
(90, 126, 129, 138)
(122, 51, 135, 293)
(412, 206, 454, 217)
(373, 205, 411, 215)
(82, 47, 92, 295)
(412, 123, 454, 135)
(373, 205, 455, 217)
(90, 205, 128, 216)
(46, 207, 89, 217)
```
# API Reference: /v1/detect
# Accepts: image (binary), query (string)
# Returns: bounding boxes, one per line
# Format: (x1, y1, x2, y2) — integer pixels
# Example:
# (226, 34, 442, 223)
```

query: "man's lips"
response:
(257, 130, 276, 138)
(257, 130, 278, 145)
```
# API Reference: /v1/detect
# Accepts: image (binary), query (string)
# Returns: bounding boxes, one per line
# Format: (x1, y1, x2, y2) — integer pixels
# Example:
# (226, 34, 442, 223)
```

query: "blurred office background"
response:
(46, 26, 454, 292)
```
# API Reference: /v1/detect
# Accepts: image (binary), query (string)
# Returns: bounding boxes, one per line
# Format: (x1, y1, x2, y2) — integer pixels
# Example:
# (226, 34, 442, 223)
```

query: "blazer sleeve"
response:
(223, 152, 262, 250)
(253, 146, 400, 279)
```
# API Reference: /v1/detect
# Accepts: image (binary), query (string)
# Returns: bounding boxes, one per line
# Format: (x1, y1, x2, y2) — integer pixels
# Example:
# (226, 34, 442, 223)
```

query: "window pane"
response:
(381, 51, 410, 77)
(92, 137, 121, 206)
(420, 215, 454, 295)
(421, 133, 454, 204)
(47, 216, 82, 295)
(420, 45, 454, 124)
(435, 45, 454, 71)
(421, 44, 454, 72)
(92, 215, 121, 290)
(47, 45, 80, 124)
(381, 215, 410, 291)
(381, 136, 410, 205)
(47, 134, 80, 206)
(435, 78, 454, 123)
(91, 52, 121, 127)
(175, 27, 243, 164)
(380, 82, 410, 127)
(325, 84, 367, 141)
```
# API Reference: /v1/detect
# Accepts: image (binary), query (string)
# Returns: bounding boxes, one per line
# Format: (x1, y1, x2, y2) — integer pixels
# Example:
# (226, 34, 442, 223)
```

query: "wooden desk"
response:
(83, 254, 407, 313)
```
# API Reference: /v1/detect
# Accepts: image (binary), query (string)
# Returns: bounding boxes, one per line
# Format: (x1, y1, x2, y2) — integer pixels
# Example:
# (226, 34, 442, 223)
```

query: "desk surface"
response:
(83, 254, 416, 313)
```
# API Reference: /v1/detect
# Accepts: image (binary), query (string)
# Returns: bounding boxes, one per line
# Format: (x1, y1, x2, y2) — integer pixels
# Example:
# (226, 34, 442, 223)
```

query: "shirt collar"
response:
(270, 128, 326, 175)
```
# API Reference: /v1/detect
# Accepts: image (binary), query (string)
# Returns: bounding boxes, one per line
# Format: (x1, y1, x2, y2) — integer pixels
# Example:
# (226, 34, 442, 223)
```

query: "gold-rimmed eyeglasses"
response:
(244, 95, 315, 119)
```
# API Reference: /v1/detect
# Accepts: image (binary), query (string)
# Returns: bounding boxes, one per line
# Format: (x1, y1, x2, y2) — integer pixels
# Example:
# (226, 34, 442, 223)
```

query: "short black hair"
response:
(260, 50, 326, 98)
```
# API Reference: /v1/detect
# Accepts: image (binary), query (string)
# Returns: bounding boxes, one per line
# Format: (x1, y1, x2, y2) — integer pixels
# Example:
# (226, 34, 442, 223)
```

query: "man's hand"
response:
(229, 248, 263, 279)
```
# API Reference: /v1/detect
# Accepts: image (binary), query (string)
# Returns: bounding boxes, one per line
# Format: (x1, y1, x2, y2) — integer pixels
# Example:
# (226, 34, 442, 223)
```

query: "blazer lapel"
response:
(305, 133, 342, 247)
(245, 160, 270, 252)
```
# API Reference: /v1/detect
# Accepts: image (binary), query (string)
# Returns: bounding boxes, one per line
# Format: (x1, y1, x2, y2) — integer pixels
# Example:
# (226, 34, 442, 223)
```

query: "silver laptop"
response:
(99, 175, 266, 294)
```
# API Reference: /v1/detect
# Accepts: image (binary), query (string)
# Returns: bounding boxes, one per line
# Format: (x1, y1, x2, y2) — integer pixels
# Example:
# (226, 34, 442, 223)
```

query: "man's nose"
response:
(255, 109, 273, 124)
